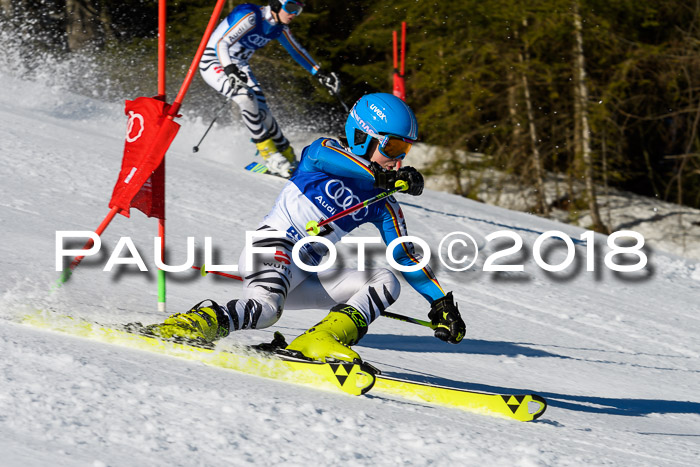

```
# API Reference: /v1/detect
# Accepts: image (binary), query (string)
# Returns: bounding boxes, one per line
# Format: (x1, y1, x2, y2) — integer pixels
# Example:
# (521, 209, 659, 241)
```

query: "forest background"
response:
(2, 0, 699, 233)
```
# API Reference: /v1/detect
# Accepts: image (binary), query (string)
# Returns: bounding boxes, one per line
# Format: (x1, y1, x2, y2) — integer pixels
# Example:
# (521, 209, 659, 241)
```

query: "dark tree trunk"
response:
(66, 0, 104, 51)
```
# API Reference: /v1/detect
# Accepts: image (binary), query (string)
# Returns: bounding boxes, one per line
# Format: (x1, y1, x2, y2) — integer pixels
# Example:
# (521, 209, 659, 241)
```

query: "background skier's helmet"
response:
(345, 93, 418, 159)
(270, 0, 304, 15)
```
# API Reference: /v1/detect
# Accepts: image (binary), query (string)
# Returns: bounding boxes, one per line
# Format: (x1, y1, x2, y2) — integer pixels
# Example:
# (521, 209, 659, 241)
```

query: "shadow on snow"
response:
(360, 333, 700, 418)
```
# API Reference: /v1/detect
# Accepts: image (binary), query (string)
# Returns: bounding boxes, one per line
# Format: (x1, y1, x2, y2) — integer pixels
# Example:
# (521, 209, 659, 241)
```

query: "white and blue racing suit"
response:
(199, 3, 320, 152)
(224, 138, 446, 332)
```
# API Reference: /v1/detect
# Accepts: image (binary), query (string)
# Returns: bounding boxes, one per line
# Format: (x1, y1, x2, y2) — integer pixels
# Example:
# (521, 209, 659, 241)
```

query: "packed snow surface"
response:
(1, 74, 700, 466)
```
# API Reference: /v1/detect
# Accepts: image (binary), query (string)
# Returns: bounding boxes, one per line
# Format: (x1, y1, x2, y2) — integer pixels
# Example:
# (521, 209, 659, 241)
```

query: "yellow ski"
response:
(21, 310, 375, 396)
(374, 375, 547, 422)
(21, 310, 547, 420)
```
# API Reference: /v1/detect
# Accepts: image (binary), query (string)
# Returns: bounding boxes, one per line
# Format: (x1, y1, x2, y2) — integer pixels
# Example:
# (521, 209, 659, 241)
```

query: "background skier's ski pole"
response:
(331, 88, 349, 113)
(193, 83, 256, 153)
(192, 100, 230, 153)
(306, 181, 408, 235)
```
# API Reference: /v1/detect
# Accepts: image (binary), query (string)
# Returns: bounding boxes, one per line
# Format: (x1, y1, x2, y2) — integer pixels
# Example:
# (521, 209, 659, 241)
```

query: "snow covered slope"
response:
(1, 73, 700, 466)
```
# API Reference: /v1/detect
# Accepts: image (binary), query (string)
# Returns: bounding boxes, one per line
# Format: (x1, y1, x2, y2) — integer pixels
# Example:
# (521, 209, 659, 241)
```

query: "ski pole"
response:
(192, 264, 243, 281)
(192, 100, 230, 153)
(305, 180, 408, 235)
(381, 310, 436, 330)
(193, 82, 257, 153)
(331, 89, 350, 114)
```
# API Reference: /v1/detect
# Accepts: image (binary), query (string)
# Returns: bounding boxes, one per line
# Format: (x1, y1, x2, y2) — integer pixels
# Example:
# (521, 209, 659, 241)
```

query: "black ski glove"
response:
(223, 64, 248, 92)
(428, 292, 466, 344)
(316, 69, 340, 95)
(396, 166, 424, 196)
(370, 162, 424, 196)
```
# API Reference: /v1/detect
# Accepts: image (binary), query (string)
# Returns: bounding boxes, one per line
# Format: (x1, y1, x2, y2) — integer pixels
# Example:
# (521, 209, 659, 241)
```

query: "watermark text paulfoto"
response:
(56, 229, 648, 274)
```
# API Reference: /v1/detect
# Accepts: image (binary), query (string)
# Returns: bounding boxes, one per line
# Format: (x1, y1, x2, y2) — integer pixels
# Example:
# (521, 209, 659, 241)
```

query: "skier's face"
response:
(277, 9, 298, 25)
(370, 146, 400, 170)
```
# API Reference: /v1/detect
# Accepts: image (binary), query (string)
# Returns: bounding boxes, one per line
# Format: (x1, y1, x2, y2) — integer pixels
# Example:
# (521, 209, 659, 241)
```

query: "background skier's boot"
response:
(254, 137, 278, 158)
(286, 304, 368, 362)
(255, 138, 292, 177)
(145, 300, 230, 343)
(279, 144, 298, 173)
(279, 144, 296, 163)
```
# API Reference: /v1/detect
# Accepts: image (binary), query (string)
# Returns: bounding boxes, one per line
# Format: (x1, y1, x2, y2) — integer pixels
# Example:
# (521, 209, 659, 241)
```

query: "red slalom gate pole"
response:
(156, 0, 168, 311)
(400, 21, 406, 78)
(169, 0, 227, 117)
(393, 30, 399, 72)
(392, 21, 407, 102)
(157, 0, 167, 99)
(392, 22, 407, 169)
(54, 206, 120, 288)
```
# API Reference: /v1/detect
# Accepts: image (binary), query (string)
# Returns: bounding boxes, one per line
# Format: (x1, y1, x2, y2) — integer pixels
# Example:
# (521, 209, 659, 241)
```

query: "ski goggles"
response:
(281, 1, 304, 15)
(373, 134, 414, 160)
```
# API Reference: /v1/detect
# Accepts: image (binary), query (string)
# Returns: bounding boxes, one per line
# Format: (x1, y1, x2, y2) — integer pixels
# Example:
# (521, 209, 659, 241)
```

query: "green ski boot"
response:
(286, 304, 368, 363)
(145, 300, 230, 343)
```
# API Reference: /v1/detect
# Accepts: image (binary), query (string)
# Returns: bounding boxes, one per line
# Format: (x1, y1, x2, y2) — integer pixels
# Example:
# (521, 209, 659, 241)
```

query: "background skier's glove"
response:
(223, 64, 248, 93)
(371, 162, 424, 196)
(316, 69, 340, 95)
(428, 292, 465, 344)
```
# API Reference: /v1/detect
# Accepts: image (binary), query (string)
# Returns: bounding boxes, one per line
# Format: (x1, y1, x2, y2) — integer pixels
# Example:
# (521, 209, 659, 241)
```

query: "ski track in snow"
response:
(1, 73, 700, 466)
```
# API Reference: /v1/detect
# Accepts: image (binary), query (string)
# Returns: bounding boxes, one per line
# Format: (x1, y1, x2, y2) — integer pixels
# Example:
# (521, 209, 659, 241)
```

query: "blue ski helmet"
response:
(345, 93, 418, 158)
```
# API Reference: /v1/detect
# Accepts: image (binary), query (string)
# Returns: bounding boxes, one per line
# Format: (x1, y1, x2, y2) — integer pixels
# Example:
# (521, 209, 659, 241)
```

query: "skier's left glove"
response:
(428, 292, 465, 344)
(316, 69, 340, 95)
(223, 64, 248, 93)
(371, 162, 424, 196)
